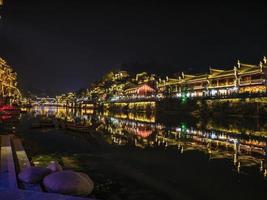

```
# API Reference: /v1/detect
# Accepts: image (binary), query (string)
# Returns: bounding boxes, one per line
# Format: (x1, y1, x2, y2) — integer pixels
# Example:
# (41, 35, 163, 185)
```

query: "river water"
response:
(3, 106, 267, 200)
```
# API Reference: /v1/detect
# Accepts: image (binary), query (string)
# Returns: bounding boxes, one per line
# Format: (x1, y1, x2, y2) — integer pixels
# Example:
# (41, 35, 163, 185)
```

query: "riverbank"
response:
(157, 97, 267, 118)
(0, 133, 92, 200)
(66, 96, 267, 118)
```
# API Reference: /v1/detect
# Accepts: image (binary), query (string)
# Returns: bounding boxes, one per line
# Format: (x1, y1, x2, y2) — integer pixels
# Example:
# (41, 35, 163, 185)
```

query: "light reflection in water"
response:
(29, 106, 267, 178)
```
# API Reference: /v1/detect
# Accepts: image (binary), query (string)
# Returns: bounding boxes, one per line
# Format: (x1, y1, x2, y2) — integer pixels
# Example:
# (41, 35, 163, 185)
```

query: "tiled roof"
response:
(238, 62, 262, 75)
(182, 74, 208, 83)
(209, 68, 236, 78)
(158, 78, 181, 87)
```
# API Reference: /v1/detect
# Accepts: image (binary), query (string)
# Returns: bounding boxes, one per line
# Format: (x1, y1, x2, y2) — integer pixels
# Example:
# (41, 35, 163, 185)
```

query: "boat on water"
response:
(65, 121, 91, 133)
(31, 118, 55, 128)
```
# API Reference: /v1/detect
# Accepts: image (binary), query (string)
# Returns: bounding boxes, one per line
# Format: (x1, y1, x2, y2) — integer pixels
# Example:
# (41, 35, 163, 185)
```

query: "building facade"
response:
(0, 57, 21, 105)
(157, 57, 267, 98)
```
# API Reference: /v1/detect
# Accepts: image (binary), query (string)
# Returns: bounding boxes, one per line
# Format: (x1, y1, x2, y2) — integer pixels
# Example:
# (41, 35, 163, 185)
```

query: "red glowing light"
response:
(0, 105, 16, 111)
(1, 115, 12, 121)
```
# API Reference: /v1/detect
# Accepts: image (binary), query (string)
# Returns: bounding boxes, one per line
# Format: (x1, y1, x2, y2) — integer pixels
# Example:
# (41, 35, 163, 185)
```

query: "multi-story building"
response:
(207, 67, 238, 96)
(237, 59, 267, 93)
(112, 71, 129, 81)
(157, 57, 267, 98)
(180, 73, 209, 97)
(207, 59, 267, 96)
(66, 56, 267, 105)
(157, 76, 181, 96)
(0, 57, 21, 104)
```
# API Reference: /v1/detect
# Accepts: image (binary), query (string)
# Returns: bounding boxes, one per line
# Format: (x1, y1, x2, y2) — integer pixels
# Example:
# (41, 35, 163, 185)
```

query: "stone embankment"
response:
(0, 134, 94, 200)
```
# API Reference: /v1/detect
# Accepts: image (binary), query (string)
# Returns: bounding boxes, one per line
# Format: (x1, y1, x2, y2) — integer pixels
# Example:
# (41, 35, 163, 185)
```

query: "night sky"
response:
(0, 0, 267, 96)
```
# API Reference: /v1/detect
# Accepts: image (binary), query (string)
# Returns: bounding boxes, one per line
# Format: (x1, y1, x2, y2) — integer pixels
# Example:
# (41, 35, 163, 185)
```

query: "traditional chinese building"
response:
(206, 59, 267, 96)
(80, 56, 267, 105)
(161, 57, 267, 98)
(112, 71, 129, 81)
(134, 72, 156, 84)
(237, 59, 267, 93)
(180, 73, 209, 97)
(0, 57, 21, 105)
(157, 76, 181, 96)
(157, 73, 209, 97)
(207, 67, 238, 96)
(124, 83, 156, 96)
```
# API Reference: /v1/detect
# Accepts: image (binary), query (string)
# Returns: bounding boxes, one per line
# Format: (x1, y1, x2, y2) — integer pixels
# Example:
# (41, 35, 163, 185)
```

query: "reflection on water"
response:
(29, 106, 267, 178)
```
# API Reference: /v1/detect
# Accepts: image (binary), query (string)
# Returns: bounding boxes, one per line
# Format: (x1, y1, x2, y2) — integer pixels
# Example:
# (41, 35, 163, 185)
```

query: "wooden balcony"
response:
(208, 83, 235, 89)
(192, 85, 205, 90)
(239, 79, 264, 86)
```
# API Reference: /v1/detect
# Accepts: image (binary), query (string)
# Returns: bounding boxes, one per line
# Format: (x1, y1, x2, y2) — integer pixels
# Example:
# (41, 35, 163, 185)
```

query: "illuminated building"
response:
(208, 67, 238, 96)
(124, 83, 156, 96)
(158, 56, 267, 98)
(55, 56, 267, 107)
(32, 97, 57, 106)
(180, 73, 209, 97)
(135, 72, 156, 84)
(112, 71, 129, 81)
(0, 0, 3, 19)
(237, 59, 267, 93)
(208, 59, 267, 96)
(157, 77, 181, 96)
(157, 73, 209, 97)
(0, 57, 21, 104)
(79, 100, 95, 109)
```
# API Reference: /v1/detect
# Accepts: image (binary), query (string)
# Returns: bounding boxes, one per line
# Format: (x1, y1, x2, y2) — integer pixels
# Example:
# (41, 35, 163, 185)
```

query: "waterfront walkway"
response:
(0, 188, 90, 200)
(0, 134, 92, 200)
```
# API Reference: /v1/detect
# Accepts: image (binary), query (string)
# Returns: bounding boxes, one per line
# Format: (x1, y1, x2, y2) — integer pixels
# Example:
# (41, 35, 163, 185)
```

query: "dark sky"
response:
(0, 0, 267, 96)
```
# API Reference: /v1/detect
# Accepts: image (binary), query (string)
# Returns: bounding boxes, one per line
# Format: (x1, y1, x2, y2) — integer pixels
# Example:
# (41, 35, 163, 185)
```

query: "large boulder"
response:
(18, 166, 51, 184)
(47, 161, 63, 172)
(43, 170, 94, 196)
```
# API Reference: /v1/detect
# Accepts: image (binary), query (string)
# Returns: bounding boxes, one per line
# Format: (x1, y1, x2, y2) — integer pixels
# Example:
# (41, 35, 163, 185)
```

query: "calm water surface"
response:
(7, 106, 267, 200)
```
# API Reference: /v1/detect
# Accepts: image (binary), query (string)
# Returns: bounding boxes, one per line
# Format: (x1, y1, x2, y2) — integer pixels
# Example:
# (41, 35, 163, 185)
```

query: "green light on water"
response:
(181, 123, 187, 132)
(181, 93, 188, 104)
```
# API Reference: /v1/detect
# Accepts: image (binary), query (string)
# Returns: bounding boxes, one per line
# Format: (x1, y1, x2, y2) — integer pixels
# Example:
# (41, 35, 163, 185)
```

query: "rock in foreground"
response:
(43, 170, 94, 196)
(47, 161, 63, 172)
(18, 166, 51, 184)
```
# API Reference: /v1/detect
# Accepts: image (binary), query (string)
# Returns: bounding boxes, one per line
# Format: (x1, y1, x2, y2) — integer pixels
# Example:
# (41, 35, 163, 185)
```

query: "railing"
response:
(208, 83, 235, 88)
(239, 79, 264, 85)
(192, 85, 205, 90)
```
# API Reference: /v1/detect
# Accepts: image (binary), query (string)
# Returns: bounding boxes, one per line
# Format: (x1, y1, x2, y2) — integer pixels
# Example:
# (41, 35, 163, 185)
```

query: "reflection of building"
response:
(104, 116, 156, 148)
(32, 97, 57, 106)
(156, 125, 267, 176)
(55, 92, 76, 107)
(102, 113, 267, 176)
(0, 57, 21, 104)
